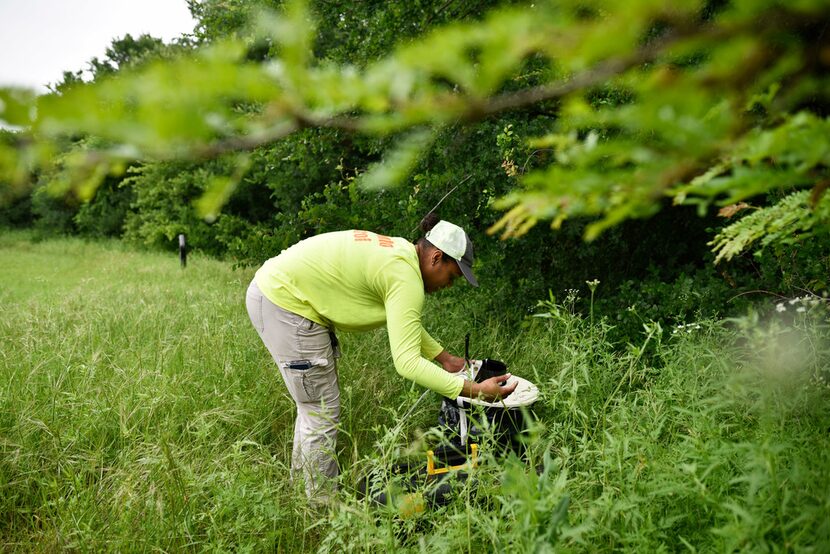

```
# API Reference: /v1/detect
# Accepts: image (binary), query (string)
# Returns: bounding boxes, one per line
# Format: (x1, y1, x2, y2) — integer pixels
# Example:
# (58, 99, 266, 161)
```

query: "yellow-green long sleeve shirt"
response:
(254, 230, 465, 399)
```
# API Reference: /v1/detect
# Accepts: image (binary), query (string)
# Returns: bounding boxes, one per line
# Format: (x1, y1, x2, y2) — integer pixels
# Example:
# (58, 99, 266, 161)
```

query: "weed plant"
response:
(1, 231, 828, 552)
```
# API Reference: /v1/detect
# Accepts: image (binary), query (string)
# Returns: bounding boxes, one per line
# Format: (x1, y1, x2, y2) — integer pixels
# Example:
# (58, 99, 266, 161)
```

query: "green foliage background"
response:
(7, 0, 827, 336)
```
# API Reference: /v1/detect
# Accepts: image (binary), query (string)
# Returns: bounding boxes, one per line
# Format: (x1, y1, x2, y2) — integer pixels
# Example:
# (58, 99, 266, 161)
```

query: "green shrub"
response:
(73, 176, 135, 237)
(30, 182, 79, 235)
(0, 192, 33, 228)
(122, 160, 228, 255)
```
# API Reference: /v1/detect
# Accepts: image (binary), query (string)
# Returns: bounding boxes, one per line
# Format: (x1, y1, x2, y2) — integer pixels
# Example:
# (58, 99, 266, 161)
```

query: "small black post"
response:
(178, 234, 187, 268)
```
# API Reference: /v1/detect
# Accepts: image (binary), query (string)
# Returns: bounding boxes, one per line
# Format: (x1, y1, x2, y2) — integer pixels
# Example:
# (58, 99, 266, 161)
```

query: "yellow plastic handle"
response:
(426, 443, 478, 476)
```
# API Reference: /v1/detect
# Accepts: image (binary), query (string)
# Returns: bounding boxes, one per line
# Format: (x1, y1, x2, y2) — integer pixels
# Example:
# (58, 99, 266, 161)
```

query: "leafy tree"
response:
(1, 0, 827, 310)
(88, 34, 169, 76)
(3, 30, 197, 236)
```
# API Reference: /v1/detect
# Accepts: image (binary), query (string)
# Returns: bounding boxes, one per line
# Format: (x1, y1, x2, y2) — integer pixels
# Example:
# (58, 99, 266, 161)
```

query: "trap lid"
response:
(457, 360, 539, 408)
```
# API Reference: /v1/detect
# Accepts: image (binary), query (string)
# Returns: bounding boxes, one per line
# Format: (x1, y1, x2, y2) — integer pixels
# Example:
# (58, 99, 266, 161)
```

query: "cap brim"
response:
(457, 260, 479, 287)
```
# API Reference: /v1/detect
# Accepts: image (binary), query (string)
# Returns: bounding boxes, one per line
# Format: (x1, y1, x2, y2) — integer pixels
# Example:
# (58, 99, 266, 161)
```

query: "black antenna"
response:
(464, 333, 470, 364)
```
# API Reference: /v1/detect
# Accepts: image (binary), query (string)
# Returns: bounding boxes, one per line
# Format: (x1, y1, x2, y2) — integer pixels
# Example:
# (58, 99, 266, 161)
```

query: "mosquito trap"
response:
(439, 358, 540, 453)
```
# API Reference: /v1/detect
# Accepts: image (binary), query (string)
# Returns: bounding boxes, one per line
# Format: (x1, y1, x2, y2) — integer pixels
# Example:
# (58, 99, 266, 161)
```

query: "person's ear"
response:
(431, 249, 442, 266)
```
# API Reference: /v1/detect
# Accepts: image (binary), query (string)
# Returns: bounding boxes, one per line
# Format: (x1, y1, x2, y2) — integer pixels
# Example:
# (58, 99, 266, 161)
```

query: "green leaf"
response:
(709, 189, 829, 262)
(0, 87, 37, 127)
(357, 130, 435, 191)
(194, 155, 251, 222)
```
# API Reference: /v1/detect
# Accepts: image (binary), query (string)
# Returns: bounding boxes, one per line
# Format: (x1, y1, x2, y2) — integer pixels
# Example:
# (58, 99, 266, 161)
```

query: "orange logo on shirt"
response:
(353, 230, 394, 247)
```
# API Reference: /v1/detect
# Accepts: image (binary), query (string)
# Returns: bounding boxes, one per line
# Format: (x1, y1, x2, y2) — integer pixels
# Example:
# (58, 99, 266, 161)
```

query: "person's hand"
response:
(435, 350, 466, 373)
(462, 374, 518, 402)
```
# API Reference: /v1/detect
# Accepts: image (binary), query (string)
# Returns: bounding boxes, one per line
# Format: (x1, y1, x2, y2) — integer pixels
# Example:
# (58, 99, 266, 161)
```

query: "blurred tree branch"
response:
(1, 0, 828, 261)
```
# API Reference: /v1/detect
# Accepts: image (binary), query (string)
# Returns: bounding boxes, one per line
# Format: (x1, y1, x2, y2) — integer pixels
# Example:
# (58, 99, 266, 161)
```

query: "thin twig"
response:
(521, 149, 553, 174)
(425, 0, 457, 27)
(727, 289, 789, 302)
(410, 174, 471, 233)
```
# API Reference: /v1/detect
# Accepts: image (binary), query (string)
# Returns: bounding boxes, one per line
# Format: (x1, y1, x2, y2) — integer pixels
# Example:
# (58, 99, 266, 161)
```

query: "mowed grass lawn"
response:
(2, 231, 829, 552)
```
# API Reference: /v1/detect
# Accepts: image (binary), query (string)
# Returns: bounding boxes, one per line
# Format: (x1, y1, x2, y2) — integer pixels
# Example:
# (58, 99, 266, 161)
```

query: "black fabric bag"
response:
(438, 359, 534, 453)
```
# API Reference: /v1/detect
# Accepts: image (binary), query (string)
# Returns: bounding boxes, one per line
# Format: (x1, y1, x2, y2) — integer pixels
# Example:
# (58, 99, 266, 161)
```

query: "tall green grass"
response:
(1, 231, 828, 552)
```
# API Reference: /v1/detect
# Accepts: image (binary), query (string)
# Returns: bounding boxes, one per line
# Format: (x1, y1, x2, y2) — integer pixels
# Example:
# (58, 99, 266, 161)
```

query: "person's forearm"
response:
(435, 350, 466, 372)
(421, 328, 443, 359)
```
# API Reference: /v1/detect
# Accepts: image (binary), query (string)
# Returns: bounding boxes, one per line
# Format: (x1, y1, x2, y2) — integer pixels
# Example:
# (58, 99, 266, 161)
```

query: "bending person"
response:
(245, 214, 516, 501)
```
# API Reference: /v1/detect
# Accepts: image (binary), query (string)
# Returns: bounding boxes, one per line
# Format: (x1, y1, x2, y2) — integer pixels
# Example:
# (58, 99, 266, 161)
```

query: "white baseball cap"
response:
(425, 220, 478, 287)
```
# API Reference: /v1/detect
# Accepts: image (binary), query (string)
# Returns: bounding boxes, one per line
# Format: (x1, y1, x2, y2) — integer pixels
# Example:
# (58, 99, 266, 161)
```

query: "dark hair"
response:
(419, 212, 440, 234)
(415, 212, 452, 261)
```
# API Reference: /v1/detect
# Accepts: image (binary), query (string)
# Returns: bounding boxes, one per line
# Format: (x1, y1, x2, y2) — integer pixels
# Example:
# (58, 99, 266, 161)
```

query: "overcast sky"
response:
(0, 0, 196, 92)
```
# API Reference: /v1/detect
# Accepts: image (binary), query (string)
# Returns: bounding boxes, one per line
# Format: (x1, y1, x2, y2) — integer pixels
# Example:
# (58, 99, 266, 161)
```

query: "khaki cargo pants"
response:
(246, 280, 340, 500)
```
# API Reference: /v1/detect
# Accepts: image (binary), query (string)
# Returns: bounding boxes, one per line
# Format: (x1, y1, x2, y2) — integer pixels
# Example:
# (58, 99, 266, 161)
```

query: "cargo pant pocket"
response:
(283, 362, 337, 404)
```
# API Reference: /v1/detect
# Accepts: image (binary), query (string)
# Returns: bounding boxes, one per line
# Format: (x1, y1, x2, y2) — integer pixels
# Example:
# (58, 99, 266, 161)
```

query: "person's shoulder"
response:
(370, 238, 420, 279)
